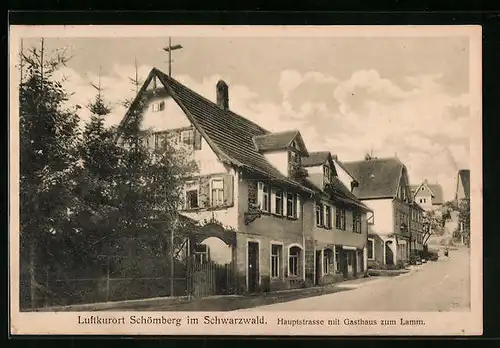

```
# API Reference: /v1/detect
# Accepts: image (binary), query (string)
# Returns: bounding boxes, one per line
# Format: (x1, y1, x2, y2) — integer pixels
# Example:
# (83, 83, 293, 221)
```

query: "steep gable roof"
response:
(341, 157, 405, 199)
(301, 151, 330, 167)
(332, 154, 357, 181)
(458, 169, 470, 199)
(119, 68, 314, 193)
(253, 130, 308, 155)
(427, 184, 444, 205)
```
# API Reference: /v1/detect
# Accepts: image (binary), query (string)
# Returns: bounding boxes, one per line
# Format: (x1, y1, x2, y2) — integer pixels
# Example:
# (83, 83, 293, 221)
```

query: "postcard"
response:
(9, 25, 482, 336)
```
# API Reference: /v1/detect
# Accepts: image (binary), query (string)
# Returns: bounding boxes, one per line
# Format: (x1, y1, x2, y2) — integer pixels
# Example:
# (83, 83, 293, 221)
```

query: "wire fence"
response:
(20, 255, 191, 309)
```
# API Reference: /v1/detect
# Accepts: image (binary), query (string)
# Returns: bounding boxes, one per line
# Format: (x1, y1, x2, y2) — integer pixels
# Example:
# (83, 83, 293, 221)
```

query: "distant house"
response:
(337, 155, 418, 267)
(410, 179, 444, 212)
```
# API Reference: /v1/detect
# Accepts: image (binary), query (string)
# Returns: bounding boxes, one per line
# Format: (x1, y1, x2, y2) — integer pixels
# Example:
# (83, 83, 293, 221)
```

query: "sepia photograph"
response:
(9, 25, 482, 335)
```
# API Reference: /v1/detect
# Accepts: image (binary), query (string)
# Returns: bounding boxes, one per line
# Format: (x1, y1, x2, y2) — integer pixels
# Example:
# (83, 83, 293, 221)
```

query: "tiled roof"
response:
(124, 69, 314, 193)
(301, 151, 330, 167)
(303, 173, 371, 212)
(341, 157, 404, 199)
(458, 169, 470, 199)
(427, 184, 444, 205)
(253, 130, 299, 152)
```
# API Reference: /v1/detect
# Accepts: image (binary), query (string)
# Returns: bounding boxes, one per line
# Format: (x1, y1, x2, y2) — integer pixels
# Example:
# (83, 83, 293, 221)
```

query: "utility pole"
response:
(163, 37, 183, 77)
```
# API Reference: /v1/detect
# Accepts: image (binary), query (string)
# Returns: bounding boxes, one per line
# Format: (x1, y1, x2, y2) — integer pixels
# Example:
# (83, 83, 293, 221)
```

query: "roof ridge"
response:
(154, 68, 271, 135)
(342, 156, 402, 164)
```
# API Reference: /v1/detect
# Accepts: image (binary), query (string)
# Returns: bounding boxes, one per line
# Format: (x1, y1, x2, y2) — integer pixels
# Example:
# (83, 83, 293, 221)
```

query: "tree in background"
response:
(422, 209, 447, 248)
(458, 199, 470, 247)
(19, 39, 80, 308)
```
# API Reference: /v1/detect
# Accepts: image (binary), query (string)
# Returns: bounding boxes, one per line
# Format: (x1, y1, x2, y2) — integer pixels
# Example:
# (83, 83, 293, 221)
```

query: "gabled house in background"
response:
(301, 151, 372, 285)
(117, 67, 369, 296)
(340, 155, 416, 267)
(410, 179, 444, 212)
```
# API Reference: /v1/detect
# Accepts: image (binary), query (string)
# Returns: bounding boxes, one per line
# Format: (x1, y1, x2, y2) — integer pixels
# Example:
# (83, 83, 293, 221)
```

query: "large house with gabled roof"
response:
(117, 68, 371, 294)
(335, 155, 423, 267)
(410, 179, 444, 212)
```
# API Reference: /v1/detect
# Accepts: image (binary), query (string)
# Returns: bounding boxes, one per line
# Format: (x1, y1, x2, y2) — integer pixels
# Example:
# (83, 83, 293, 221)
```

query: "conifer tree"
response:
(19, 39, 80, 308)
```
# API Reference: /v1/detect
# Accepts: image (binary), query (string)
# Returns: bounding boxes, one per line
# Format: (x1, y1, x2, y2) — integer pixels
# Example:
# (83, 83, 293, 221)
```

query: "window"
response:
(262, 183, 270, 212)
(325, 206, 332, 229)
(184, 182, 199, 209)
(335, 248, 341, 272)
(154, 132, 167, 149)
(315, 203, 324, 226)
(353, 211, 362, 233)
(287, 192, 296, 218)
(257, 182, 271, 212)
(323, 165, 330, 184)
(193, 244, 209, 264)
(367, 238, 374, 260)
(181, 129, 195, 147)
(288, 246, 301, 277)
(211, 179, 224, 206)
(275, 190, 283, 216)
(151, 101, 165, 112)
(336, 208, 346, 230)
(323, 249, 332, 275)
(289, 151, 301, 165)
(271, 244, 282, 278)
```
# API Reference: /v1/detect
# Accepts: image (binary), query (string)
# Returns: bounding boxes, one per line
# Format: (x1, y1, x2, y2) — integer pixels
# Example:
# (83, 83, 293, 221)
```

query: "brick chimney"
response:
(216, 80, 229, 111)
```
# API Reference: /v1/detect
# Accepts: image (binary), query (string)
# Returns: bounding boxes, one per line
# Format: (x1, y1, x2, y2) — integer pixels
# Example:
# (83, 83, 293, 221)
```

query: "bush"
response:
(422, 249, 439, 261)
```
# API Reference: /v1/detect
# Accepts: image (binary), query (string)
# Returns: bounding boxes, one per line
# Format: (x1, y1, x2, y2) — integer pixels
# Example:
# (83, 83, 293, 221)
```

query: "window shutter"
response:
(223, 174, 234, 206)
(194, 129, 202, 150)
(323, 205, 328, 226)
(270, 188, 276, 214)
(296, 194, 301, 218)
(199, 177, 210, 208)
(257, 182, 264, 210)
(283, 191, 288, 216)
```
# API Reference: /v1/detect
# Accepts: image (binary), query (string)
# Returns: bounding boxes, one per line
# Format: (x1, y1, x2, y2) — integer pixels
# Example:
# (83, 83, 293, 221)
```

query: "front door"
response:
(247, 242, 259, 292)
(352, 251, 357, 277)
(315, 250, 322, 285)
(342, 250, 349, 278)
(385, 242, 394, 265)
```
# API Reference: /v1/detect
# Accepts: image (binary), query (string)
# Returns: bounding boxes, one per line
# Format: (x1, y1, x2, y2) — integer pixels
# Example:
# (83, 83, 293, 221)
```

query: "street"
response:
(238, 246, 470, 312)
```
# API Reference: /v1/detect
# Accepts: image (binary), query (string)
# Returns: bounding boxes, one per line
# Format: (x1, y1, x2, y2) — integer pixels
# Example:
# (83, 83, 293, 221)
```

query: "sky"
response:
(21, 35, 472, 202)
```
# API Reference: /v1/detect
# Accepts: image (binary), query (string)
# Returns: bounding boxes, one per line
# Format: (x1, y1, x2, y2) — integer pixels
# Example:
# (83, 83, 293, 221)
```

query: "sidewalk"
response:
(34, 277, 380, 312)
(32, 268, 423, 313)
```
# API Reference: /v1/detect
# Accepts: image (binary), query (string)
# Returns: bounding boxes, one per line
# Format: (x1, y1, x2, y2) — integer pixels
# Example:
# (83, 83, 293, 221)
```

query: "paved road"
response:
(239, 247, 470, 312)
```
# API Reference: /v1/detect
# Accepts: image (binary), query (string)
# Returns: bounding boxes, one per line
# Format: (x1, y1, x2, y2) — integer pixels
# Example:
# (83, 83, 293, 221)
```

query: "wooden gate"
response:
(187, 261, 236, 298)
